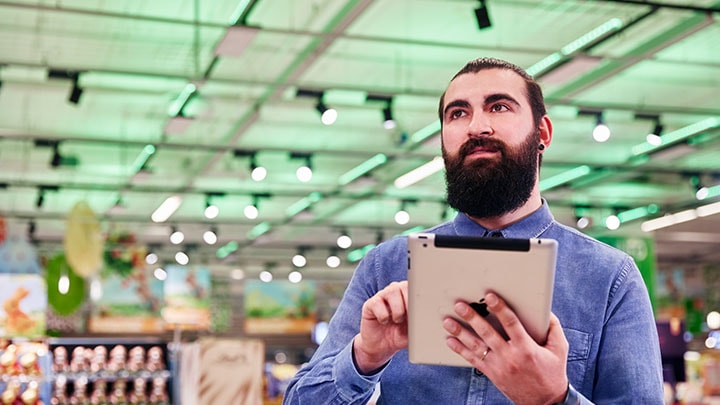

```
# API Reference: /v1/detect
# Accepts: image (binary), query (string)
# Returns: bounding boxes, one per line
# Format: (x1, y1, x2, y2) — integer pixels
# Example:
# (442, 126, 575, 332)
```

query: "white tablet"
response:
(407, 232, 558, 367)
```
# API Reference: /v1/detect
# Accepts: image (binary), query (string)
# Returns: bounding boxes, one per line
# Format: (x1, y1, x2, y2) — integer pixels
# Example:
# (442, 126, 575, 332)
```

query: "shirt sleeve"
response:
(283, 246, 388, 404)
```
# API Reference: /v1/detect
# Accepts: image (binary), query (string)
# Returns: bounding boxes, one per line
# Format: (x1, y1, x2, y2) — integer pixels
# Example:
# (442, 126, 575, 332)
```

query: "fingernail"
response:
(485, 293, 498, 306)
(455, 301, 469, 316)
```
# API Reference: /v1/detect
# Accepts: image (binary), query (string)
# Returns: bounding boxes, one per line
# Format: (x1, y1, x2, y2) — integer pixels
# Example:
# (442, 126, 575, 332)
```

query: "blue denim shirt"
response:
(284, 202, 664, 404)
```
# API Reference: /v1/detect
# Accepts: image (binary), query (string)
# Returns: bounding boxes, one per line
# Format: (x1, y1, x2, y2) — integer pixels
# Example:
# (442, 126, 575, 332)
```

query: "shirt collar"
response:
(451, 199, 555, 239)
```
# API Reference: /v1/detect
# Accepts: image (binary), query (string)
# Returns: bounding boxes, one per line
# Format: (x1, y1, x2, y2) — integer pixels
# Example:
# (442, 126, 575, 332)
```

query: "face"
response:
(440, 69, 548, 218)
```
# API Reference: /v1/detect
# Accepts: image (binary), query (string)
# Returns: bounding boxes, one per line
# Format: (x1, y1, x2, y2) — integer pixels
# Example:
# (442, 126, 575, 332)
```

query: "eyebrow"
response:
(443, 93, 522, 118)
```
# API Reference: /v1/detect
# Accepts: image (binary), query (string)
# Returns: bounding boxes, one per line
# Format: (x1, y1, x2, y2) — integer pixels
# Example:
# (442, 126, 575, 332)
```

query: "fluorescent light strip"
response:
(167, 83, 197, 117)
(617, 204, 658, 223)
(216, 241, 239, 259)
(131, 144, 156, 173)
(338, 154, 388, 186)
(527, 18, 622, 76)
(151, 195, 182, 223)
(631, 118, 720, 156)
(641, 201, 720, 232)
(410, 120, 441, 144)
(247, 221, 271, 240)
(229, 0, 252, 25)
(394, 156, 444, 189)
(539, 165, 592, 191)
(560, 18, 623, 55)
(285, 192, 323, 217)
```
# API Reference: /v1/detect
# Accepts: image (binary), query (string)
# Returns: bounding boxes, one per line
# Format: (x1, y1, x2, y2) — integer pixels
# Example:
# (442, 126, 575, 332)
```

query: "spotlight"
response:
(292, 248, 308, 268)
(647, 122, 664, 146)
(244, 195, 260, 219)
(326, 252, 341, 268)
(394, 200, 416, 225)
(593, 114, 610, 142)
(315, 100, 337, 125)
(336, 230, 352, 249)
(203, 227, 218, 245)
(170, 226, 185, 245)
(382, 105, 396, 130)
(250, 153, 267, 181)
(288, 271, 303, 283)
(605, 214, 620, 230)
(291, 153, 313, 182)
(474, 0, 492, 30)
(69, 79, 83, 105)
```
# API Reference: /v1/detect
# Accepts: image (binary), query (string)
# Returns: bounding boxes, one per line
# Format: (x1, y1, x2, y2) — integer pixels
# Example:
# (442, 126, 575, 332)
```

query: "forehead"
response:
(444, 68, 528, 106)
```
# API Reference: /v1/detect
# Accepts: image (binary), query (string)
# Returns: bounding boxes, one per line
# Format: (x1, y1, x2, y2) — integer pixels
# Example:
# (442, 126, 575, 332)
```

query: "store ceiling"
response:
(0, 0, 719, 276)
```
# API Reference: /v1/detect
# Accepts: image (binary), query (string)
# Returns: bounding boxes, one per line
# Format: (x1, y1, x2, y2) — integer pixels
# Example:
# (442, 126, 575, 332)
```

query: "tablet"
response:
(407, 232, 557, 367)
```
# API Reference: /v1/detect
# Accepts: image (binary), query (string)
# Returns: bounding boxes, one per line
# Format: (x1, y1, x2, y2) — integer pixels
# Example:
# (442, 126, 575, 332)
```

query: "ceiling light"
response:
(291, 153, 313, 183)
(145, 253, 159, 265)
(605, 214, 620, 230)
(382, 105, 396, 129)
(632, 117, 720, 157)
(250, 153, 267, 182)
(394, 156, 444, 189)
(473, 0, 492, 30)
(576, 216, 591, 229)
(153, 268, 168, 281)
(337, 231, 352, 249)
(338, 153, 387, 186)
(394, 200, 414, 225)
(203, 228, 218, 245)
(292, 249, 307, 268)
(316, 101, 337, 125)
(593, 118, 610, 142)
(175, 251, 189, 265)
(170, 227, 185, 245)
(204, 195, 220, 219)
(259, 270, 273, 283)
(151, 195, 183, 223)
(244, 204, 259, 220)
(326, 253, 341, 268)
(288, 271, 303, 283)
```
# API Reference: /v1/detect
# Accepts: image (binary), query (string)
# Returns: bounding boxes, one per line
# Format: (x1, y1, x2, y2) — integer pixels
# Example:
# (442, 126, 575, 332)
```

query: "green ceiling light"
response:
(347, 244, 376, 263)
(247, 221, 271, 240)
(539, 165, 592, 191)
(229, 0, 253, 25)
(285, 192, 323, 217)
(410, 120, 441, 144)
(338, 154, 388, 186)
(526, 53, 563, 77)
(617, 204, 659, 224)
(216, 241, 239, 259)
(697, 184, 720, 200)
(167, 83, 197, 117)
(631, 117, 720, 156)
(560, 18, 623, 56)
(131, 144, 156, 174)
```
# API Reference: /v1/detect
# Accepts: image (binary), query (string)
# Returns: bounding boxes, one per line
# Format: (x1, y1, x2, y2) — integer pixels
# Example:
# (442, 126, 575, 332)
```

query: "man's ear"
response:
(538, 115, 553, 150)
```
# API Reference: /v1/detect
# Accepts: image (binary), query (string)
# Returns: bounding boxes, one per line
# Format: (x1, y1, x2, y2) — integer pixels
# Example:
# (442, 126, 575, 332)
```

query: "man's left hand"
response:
(443, 292, 569, 405)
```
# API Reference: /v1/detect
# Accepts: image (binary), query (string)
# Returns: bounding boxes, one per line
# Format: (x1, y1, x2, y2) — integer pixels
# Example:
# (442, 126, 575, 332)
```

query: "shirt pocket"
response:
(563, 327, 591, 362)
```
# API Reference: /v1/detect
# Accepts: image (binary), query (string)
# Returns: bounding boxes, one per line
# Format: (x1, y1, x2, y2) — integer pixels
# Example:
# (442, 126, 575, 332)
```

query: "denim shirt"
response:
(284, 202, 664, 404)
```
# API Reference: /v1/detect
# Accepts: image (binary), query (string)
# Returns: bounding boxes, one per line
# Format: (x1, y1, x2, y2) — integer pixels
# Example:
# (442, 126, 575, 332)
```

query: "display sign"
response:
(162, 266, 211, 330)
(0, 274, 47, 338)
(244, 280, 316, 335)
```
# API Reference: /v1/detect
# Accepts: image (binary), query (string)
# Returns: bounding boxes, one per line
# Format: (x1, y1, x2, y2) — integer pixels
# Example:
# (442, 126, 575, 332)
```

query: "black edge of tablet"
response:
(433, 234, 531, 252)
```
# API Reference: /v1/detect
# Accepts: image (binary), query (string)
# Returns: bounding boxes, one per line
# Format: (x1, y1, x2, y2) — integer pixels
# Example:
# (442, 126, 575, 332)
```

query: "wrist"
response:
(553, 383, 580, 405)
(352, 335, 390, 375)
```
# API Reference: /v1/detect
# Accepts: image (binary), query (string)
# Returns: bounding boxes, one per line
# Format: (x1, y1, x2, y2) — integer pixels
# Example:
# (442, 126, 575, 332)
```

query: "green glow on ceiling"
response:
(410, 120, 441, 144)
(216, 241, 239, 259)
(247, 221, 271, 240)
(167, 83, 197, 117)
(527, 53, 563, 76)
(131, 144, 156, 173)
(338, 154, 388, 186)
(631, 118, 720, 156)
(324, 89, 368, 106)
(400, 226, 425, 235)
(560, 18, 623, 56)
(229, 0, 252, 25)
(539, 165, 592, 191)
(618, 204, 659, 223)
(285, 192, 323, 217)
(347, 244, 376, 263)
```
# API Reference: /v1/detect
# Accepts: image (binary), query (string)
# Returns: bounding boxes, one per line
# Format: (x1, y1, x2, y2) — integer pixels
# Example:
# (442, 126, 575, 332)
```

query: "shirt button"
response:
(474, 368, 483, 376)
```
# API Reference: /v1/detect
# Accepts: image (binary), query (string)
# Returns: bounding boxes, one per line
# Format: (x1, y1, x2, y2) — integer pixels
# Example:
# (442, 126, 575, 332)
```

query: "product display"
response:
(0, 340, 49, 405)
(48, 338, 172, 405)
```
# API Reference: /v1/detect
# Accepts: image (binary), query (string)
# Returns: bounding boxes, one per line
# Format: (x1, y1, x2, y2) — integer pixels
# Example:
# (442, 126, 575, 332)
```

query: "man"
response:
(283, 58, 663, 404)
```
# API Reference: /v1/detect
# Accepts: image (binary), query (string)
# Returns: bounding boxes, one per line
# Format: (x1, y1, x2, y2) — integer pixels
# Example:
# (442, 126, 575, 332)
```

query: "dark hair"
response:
(437, 57, 546, 127)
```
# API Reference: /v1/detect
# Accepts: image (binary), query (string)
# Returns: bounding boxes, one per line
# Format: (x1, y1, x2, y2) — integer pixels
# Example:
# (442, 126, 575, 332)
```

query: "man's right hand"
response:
(352, 280, 409, 375)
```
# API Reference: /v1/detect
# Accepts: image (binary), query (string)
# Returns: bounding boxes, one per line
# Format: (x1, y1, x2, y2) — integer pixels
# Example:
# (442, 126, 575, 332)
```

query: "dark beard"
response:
(443, 130, 539, 219)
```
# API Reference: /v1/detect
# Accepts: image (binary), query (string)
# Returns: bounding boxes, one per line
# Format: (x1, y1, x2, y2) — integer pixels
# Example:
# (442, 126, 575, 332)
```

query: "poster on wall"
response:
(88, 267, 164, 333)
(244, 280, 317, 335)
(162, 265, 211, 330)
(0, 274, 47, 338)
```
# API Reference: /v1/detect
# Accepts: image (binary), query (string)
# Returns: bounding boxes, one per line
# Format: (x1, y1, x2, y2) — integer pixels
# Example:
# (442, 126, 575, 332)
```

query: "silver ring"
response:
(480, 348, 490, 361)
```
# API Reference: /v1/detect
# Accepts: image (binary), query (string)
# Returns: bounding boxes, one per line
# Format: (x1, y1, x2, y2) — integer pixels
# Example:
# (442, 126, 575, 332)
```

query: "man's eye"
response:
(449, 110, 466, 119)
(490, 104, 509, 112)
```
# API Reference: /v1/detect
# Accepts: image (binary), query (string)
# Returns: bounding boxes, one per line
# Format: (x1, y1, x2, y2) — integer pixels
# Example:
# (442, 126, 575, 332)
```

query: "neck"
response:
(467, 187, 543, 230)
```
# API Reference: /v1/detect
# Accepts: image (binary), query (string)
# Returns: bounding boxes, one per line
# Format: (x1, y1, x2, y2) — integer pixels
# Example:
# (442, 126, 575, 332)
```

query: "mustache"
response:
(459, 137, 507, 159)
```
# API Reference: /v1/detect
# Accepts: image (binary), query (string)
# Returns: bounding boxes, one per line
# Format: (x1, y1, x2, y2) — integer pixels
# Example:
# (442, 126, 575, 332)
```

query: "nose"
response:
(467, 112, 493, 137)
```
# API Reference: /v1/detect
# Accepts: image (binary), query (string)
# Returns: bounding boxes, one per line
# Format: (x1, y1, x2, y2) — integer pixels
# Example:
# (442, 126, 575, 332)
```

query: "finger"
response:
(444, 333, 491, 370)
(384, 281, 409, 323)
(482, 292, 530, 344)
(453, 300, 507, 349)
(363, 293, 391, 324)
(442, 317, 486, 354)
(544, 313, 569, 354)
